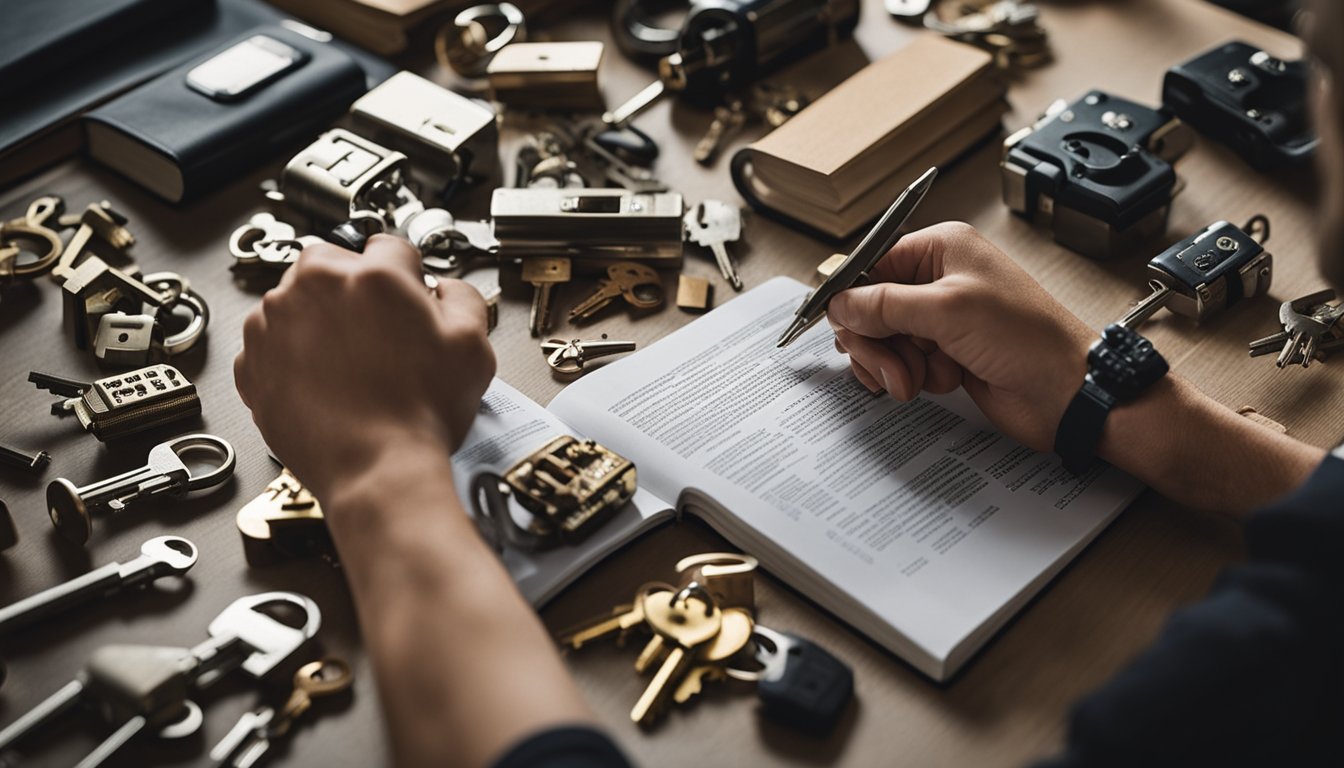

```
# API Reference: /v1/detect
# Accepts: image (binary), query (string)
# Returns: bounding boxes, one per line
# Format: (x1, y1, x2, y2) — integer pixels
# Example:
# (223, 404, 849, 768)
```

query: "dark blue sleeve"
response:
(1040, 455, 1344, 768)
(490, 725, 631, 768)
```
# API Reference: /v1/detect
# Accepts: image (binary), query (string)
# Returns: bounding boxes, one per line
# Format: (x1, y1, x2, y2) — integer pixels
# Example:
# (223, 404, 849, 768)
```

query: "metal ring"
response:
(163, 434, 237, 492)
(155, 700, 204, 739)
(158, 289, 210, 356)
(612, 0, 685, 59)
(0, 222, 64, 278)
(672, 581, 715, 615)
(435, 3, 526, 77)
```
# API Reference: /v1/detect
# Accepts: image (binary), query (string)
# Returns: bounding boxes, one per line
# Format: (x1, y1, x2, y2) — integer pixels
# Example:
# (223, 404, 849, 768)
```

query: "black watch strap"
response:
(1054, 379, 1116, 475)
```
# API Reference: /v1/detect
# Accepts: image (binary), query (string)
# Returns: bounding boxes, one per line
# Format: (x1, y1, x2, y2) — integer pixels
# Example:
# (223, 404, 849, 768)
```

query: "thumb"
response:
(827, 282, 943, 340)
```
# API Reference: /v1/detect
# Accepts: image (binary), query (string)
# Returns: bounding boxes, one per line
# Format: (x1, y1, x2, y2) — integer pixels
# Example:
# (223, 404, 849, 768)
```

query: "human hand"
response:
(827, 222, 1093, 452)
(234, 235, 495, 500)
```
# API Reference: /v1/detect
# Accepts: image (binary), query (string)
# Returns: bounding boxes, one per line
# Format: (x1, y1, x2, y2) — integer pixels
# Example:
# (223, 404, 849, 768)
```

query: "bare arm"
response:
(234, 236, 593, 767)
(827, 222, 1324, 516)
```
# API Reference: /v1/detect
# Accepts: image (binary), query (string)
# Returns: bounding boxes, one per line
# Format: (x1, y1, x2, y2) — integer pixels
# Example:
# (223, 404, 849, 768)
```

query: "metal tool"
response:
(32, 364, 202, 442)
(0, 536, 198, 634)
(777, 166, 937, 347)
(211, 657, 353, 767)
(0, 592, 321, 765)
(60, 256, 168, 351)
(683, 200, 744, 290)
(491, 187, 684, 266)
(569, 263, 664, 321)
(46, 433, 236, 545)
(542, 337, 638, 375)
(51, 202, 135, 281)
(0, 442, 52, 472)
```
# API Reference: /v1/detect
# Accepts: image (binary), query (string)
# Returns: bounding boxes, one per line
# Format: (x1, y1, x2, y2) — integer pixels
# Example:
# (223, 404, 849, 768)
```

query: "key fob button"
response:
(758, 634, 854, 733)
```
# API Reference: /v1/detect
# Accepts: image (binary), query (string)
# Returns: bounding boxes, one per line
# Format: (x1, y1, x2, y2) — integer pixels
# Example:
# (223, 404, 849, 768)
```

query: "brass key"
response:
(631, 586, 721, 726)
(521, 256, 571, 337)
(210, 658, 353, 767)
(568, 262, 663, 321)
(673, 607, 754, 705)
(556, 582, 675, 650)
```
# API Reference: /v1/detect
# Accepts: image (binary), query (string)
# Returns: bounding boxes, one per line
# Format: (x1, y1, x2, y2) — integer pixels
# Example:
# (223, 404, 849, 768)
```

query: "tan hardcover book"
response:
(739, 99, 1007, 239)
(747, 35, 1003, 211)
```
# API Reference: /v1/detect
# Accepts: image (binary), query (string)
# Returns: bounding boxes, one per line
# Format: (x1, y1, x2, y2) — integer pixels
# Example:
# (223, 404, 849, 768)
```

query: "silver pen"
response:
(776, 167, 939, 348)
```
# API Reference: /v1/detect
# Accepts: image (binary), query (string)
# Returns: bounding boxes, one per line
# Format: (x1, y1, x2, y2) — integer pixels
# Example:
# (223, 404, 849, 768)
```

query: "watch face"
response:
(1088, 324, 1170, 400)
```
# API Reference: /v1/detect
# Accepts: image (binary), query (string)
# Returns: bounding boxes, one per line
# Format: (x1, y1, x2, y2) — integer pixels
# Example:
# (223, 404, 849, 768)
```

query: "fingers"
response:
(834, 328, 925, 400)
(363, 234, 423, 276)
(435, 278, 491, 329)
(827, 281, 944, 340)
(836, 335, 882, 393)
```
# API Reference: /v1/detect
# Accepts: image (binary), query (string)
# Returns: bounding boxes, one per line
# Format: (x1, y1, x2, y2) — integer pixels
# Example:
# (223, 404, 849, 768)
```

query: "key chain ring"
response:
(156, 701, 204, 740)
(672, 581, 716, 616)
(0, 222, 64, 278)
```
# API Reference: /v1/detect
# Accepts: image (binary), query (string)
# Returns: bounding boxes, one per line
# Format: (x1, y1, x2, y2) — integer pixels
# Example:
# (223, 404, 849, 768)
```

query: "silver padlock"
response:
(264, 128, 411, 232)
(349, 71, 500, 192)
(93, 313, 161, 367)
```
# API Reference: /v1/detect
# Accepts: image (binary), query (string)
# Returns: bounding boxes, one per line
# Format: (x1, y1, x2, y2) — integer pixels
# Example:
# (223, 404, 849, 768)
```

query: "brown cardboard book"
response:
(745, 35, 1004, 212)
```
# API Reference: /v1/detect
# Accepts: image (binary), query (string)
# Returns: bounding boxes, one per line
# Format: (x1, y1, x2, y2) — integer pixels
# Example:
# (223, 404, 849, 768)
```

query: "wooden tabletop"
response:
(0, 1, 1336, 766)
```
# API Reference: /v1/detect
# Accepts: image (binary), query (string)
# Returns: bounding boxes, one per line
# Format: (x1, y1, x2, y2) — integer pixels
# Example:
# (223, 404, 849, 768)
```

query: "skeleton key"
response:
(568, 262, 663, 321)
(631, 586, 722, 726)
(46, 433, 236, 545)
(521, 257, 571, 337)
(693, 100, 747, 165)
(210, 657, 353, 767)
(0, 536, 197, 634)
(684, 201, 744, 291)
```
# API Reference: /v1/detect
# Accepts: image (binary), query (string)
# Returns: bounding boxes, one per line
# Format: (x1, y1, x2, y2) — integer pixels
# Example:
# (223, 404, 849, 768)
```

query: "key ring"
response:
(141, 272, 210, 356)
(435, 3, 526, 77)
(164, 434, 237, 492)
(672, 581, 716, 616)
(0, 222, 64, 279)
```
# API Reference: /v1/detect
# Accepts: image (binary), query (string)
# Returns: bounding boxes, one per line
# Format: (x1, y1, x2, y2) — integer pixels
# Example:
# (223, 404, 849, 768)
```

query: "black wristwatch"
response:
(1054, 324, 1169, 474)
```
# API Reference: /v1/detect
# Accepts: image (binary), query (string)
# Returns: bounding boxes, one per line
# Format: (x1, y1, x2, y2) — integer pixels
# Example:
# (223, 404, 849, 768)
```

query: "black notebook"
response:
(83, 25, 368, 203)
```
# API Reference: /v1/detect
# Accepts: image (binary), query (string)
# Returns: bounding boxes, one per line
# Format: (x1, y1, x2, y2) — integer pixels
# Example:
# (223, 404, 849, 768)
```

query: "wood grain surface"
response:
(0, 1, 1337, 766)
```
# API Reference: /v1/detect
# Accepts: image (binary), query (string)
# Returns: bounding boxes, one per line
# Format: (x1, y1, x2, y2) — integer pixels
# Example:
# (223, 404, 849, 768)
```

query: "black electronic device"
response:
(1054, 324, 1169, 474)
(1001, 90, 1194, 259)
(1163, 40, 1316, 170)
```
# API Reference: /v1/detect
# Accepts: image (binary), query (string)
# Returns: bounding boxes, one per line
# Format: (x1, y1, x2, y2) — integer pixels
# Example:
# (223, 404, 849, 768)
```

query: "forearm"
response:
(325, 445, 594, 768)
(1097, 375, 1325, 515)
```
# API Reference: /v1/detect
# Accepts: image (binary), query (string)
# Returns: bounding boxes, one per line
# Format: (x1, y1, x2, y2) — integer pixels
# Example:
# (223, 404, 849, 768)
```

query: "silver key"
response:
(1276, 292, 1334, 369)
(45, 434, 236, 545)
(0, 536, 198, 634)
(684, 201, 744, 291)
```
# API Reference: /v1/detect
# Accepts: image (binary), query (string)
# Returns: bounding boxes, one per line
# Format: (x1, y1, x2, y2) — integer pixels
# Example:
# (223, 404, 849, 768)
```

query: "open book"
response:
(451, 277, 1143, 681)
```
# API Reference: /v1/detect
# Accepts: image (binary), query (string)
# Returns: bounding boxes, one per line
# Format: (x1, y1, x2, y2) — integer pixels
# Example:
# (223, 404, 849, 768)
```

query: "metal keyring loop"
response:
(158, 290, 210, 356)
(166, 434, 237, 492)
(672, 581, 715, 615)
(0, 222, 64, 278)
(612, 0, 686, 59)
(436, 3, 526, 77)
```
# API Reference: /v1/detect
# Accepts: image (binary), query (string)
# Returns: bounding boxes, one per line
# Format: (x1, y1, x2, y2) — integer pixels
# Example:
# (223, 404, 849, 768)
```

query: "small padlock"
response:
(675, 552, 758, 613)
(728, 626, 854, 734)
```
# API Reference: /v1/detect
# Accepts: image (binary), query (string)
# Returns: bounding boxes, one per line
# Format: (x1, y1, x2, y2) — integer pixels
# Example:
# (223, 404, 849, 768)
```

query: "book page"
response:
(549, 277, 1143, 669)
(452, 379, 673, 605)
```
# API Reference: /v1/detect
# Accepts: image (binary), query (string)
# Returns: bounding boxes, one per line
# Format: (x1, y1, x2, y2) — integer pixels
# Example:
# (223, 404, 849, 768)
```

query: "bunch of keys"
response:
(888, 0, 1050, 69)
(683, 200, 745, 290)
(211, 657, 353, 767)
(568, 262, 666, 322)
(470, 435, 637, 551)
(30, 364, 201, 442)
(1117, 216, 1272, 329)
(1248, 290, 1344, 369)
(236, 467, 335, 567)
(557, 553, 853, 730)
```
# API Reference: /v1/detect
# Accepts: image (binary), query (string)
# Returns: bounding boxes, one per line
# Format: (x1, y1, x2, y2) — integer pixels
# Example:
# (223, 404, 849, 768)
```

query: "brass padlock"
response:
(236, 468, 334, 566)
(675, 552, 759, 613)
(503, 435, 636, 544)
